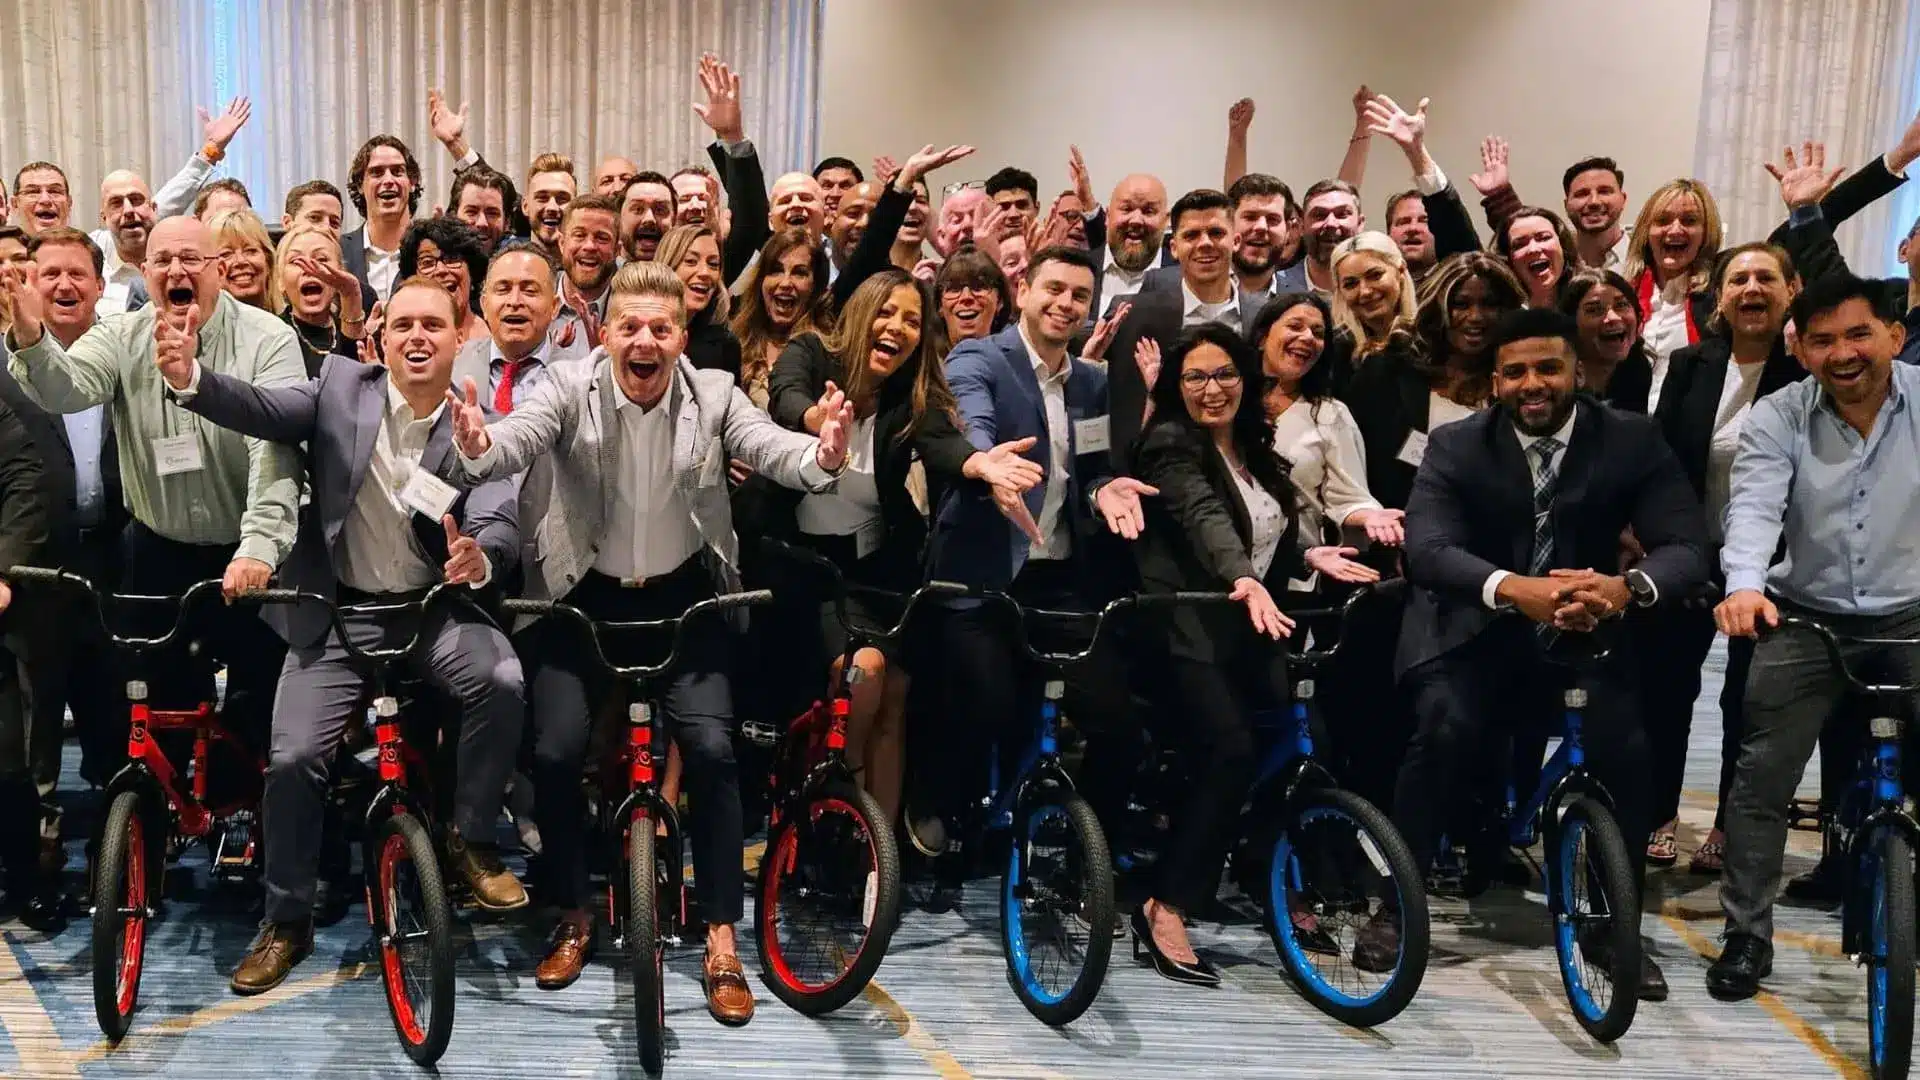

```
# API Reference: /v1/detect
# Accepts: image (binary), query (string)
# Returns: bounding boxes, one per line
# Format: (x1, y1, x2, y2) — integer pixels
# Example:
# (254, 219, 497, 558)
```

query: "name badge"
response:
(1395, 430, 1429, 468)
(855, 519, 885, 560)
(1073, 415, 1111, 455)
(152, 433, 205, 477)
(400, 469, 458, 521)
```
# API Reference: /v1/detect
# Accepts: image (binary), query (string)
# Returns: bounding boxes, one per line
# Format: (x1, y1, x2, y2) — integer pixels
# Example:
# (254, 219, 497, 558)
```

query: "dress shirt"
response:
(88, 151, 214, 316)
(594, 390, 704, 582)
(1723, 362, 1920, 615)
(1271, 397, 1380, 590)
(1019, 322, 1074, 561)
(62, 405, 109, 527)
(337, 380, 449, 593)
(1641, 281, 1691, 413)
(1100, 246, 1164, 312)
(94, 245, 144, 318)
(797, 415, 882, 556)
(1180, 279, 1241, 329)
(490, 337, 560, 412)
(1226, 457, 1285, 579)
(6, 292, 303, 566)
(367, 243, 400, 302)
(1481, 410, 1576, 609)
(1704, 358, 1767, 541)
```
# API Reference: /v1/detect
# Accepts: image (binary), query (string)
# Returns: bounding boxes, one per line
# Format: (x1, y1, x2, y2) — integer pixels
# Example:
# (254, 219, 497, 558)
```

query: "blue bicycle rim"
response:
(1553, 814, 1606, 1023)
(1270, 804, 1398, 1010)
(1870, 850, 1888, 1068)
(1003, 803, 1077, 1007)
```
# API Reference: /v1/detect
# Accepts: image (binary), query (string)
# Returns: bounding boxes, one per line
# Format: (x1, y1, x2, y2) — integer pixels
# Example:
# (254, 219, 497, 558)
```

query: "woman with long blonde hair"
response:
(1621, 178, 1724, 411)
(268, 222, 366, 375)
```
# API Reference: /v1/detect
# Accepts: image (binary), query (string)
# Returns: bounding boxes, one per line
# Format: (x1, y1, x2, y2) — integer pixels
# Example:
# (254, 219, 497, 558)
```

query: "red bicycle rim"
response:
(758, 798, 872, 993)
(117, 813, 146, 1017)
(378, 832, 427, 1046)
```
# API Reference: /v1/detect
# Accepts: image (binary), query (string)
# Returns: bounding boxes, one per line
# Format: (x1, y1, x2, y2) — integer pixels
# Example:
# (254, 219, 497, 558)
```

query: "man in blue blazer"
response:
(156, 276, 528, 995)
(920, 245, 1157, 857)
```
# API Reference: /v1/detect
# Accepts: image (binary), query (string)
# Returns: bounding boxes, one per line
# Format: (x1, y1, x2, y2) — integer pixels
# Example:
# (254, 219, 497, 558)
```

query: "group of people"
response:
(0, 50, 1917, 1029)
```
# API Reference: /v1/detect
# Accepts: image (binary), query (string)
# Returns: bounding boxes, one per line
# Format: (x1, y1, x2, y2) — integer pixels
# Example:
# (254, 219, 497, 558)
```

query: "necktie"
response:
(494, 358, 520, 414)
(1529, 437, 1563, 643)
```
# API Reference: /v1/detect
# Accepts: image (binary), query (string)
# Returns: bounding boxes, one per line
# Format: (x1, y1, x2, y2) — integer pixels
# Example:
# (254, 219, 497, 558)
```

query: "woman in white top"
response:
(1251, 292, 1404, 589)
(1622, 178, 1726, 413)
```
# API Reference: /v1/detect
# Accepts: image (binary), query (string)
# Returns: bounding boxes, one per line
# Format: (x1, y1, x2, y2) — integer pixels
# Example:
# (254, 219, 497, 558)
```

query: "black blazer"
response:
(0, 357, 123, 557)
(768, 333, 977, 577)
(1334, 334, 1436, 511)
(1102, 284, 1184, 472)
(831, 186, 912, 312)
(1083, 205, 1176, 320)
(1654, 335, 1806, 507)
(685, 310, 744, 380)
(0, 395, 50, 579)
(1132, 420, 1299, 662)
(339, 226, 384, 308)
(708, 141, 771, 285)
(1595, 347, 1655, 413)
(1397, 397, 1709, 674)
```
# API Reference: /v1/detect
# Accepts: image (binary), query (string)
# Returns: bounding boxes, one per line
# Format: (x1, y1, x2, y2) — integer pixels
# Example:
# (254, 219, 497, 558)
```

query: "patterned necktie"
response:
(1529, 437, 1564, 643)
(494, 358, 521, 414)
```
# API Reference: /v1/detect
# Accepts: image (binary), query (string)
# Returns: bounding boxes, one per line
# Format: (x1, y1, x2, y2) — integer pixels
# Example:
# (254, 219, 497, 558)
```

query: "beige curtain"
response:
(1, 0, 821, 228)
(1694, 0, 1918, 272)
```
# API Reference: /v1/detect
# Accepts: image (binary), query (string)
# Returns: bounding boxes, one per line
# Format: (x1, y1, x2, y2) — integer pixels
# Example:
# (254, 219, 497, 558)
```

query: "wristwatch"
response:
(1625, 568, 1657, 608)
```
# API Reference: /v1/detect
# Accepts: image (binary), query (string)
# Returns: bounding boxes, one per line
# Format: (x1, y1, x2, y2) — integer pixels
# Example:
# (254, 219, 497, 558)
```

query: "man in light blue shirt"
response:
(1709, 274, 1917, 1002)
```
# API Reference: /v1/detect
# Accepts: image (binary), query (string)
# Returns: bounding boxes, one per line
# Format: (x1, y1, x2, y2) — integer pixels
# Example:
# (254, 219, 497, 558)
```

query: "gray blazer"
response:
(1138, 264, 1273, 334)
(451, 335, 590, 577)
(446, 350, 833, 611)
(174, 355, 521, 648)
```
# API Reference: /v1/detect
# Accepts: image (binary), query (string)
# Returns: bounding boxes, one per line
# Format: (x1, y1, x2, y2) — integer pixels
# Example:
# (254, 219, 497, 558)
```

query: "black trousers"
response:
(1641, 605, 1719, 830)
(1319, 588, 1413, 815)
(932, 559, 1140, 838)
(529, 563, 744, 925)
(17, 526, 122, 843)
(1393, 626, 1650, 900)
(0, 636, 46, 895)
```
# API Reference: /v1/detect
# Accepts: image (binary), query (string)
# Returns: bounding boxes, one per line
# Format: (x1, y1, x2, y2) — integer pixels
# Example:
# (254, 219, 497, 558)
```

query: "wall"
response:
(821, 0, 1713, 239)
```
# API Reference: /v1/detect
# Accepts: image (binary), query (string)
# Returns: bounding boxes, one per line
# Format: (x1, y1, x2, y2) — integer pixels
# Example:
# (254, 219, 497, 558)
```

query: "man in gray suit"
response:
(443, 260, 853, 1025)
(157, 276, 528, 995)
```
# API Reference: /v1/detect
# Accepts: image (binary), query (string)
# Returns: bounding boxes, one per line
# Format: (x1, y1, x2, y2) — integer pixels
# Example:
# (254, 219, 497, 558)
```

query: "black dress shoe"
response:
(1706, 933, 1773, 1001)
(18, 891, 66, 934)
(1577, 933, 1668, 1002)
(1782, 857, 1845, 906)
(1129, 907, 1220, 986)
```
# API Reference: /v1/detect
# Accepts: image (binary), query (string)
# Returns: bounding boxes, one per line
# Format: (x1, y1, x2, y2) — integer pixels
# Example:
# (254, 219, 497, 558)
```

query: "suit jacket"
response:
(1335, 335, 1437, 511)
(1131, 419, 1300, 662)
(1084, 205, 1175, 321)
(339, 226, 384, 308)
(1397, 398, 1709, 674)
(1655, 335, 1806, 507)
(686, 311, 744, 379)
(933, 325, 1113, 591)
(445, 352, 831, 610)
(708, 141, 772, 286)
(173, 355, 521, 648)
(0, 395, 51, 580)
(1103, 283, 1267, 473)
(0, 347, 124, 556)
(1138, 264, 1276, 323)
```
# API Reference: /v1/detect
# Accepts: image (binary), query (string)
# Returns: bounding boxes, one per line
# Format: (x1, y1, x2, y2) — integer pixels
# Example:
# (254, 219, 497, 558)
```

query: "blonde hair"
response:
(1329, 231, 1419, 356)
(526, 152, 574, 186)
(1623, 179, 1723, 296)
(656, 224, 730, 323)
(268, 222, 344, 315)
(608, 260, 688, 325)
(207, 208, 274, 308)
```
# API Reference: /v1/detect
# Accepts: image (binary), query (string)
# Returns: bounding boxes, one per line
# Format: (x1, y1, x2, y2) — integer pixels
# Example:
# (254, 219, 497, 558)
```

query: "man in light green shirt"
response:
(2, 215, 303, 747)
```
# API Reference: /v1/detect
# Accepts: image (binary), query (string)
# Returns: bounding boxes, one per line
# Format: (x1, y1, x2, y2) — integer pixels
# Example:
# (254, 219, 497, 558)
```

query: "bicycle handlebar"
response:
(1769, 615, 1920, 697)
(7, 565, 308, 652)
(500, 589, 774, 681)
(1274, 579, 1409, 665)
(760, 538, 967, 646)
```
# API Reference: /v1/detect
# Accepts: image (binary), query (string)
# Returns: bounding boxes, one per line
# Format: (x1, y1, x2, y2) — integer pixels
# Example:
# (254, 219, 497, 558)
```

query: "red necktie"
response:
(494, 358, 520, 414)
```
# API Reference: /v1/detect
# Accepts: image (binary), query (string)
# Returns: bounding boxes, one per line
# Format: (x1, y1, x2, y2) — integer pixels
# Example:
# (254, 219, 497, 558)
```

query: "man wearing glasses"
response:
(3, 214, 303, 768)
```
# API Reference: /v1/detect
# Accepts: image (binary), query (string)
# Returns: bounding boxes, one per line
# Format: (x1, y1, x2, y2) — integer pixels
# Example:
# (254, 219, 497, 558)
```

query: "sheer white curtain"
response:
(1, 0, 821, 227)
(1694, 0, 1919, 273)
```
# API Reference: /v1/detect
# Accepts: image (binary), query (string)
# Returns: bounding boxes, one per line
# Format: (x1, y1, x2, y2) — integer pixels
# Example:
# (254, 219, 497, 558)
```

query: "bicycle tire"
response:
(92, 790, 149, 1041)
(756, 782, 902, 1015)
(368, 812, 455, 1064)
(1266, 787, 1429, 1027)
(1001, 790, 1114, 1026)
(1869, 828, 1915, 1079)
(629, 821, 666, 1076)
(1551, 795, 1639, 1042)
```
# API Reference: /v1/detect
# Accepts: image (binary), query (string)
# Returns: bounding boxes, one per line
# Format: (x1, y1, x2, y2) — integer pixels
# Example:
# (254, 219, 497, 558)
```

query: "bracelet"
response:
(201, 142, 225, 164)
(1349, 133, 1370, 144)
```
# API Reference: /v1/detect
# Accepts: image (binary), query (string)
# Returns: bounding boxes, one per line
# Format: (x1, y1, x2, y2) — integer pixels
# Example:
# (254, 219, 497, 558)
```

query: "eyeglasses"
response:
(941, 180, 984, 198)
(940, 283, 997, 298)
(1179, 368, 1243, 390)
(148, 253, 211, 272)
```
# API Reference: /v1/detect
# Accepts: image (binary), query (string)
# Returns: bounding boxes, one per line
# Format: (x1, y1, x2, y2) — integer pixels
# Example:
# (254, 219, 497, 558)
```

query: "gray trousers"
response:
(1720, 601, 1920, 941)
(263, 595, 524, 925)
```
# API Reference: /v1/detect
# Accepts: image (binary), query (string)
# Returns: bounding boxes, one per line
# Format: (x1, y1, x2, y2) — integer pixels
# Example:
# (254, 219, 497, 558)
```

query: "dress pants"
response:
(263, 590, 524, 925)
(529, 562, 745, 925)
(1641, 604, 1719, 829)
(0, 636, 47, 896)
(22, 526, 123, 842)
(1720, 601, 1920, 942)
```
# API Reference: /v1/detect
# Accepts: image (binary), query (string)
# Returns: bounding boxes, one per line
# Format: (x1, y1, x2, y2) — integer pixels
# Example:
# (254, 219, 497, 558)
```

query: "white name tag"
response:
(152, 433, 205, 477)
(400, 469, 458, 521)
(1073, 415, 1111, 455)
(1395, 429, 1429, 468)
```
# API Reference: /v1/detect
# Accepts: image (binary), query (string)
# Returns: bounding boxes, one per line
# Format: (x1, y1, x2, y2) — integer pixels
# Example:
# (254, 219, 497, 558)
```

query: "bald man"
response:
(592, 157, 640, 198)
(1085, 174, 1172, 318)
(933, 187, 987, 257)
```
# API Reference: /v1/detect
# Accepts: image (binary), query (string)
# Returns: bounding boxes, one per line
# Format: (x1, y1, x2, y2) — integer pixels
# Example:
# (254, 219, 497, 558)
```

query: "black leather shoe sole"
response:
(1705, 961, 1770, 1002)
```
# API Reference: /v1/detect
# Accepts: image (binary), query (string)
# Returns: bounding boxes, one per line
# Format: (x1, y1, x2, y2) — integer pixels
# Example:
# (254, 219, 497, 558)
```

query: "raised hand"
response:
(221, 556, 272, 601)
(427, 88, 471, 158)
(1363, 93, 1429, 151)
(1082, 301, 1131, 362)
(898, 145, 976, 190)
(362, 300, 386, 344)
(199, 96, 251, 151)
(1349, 85, 1372, 135)
(1227, 98, 1255, 137)
(1094, 476, 1158, 540)
(1068, 145, 1096, 213)
(1230, 576, 1294, 640)
(805, 379, 842, 434)
(871, 155, 901, 188)
(2, 262, 45, 347)
(1469, 135, 1511, 197)
(691, 53, 744, 143)
(153, 302, 200, 389)
(445, 377, 492, 458)
(1133, 334, 1161, 390)
(441, 514, 488, 585)
(1305, 545, 1381, 585)
(1765, 141, 1846, 210)
(814, 387, 855, 472)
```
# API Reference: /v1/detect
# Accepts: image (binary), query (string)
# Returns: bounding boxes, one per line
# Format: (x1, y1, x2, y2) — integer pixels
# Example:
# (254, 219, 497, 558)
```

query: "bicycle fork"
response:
(1842, 714, 1906, 959)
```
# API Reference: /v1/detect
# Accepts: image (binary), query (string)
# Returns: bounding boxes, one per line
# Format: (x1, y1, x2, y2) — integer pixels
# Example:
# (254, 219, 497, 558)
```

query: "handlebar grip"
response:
(1369, 578, 1409, 601)
(713, 589, 775, 611)
(249, 588, 311, 604)
(1132, 591, 1235, 607)
(6, 565, 70, 585)
(920, 580, 971, 598)
(501, 599, 559, 616)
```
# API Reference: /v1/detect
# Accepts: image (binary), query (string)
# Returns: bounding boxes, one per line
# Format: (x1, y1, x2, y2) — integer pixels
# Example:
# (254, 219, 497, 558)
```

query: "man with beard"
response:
(1275, 180, 1364, 297)
(343, 135, 423, 303)
(812, 156, 863, 221)
(1378, 307, 1704, 997)
(1563, 157, 1629, 271)
(1086, 174, 1171, 319)
(671, 165, 720, 229)
(827, 182, 878, 283)
(449, 165, 520, 251)
(3, 215, 303, 835)
(524, 153, 576, 254)
(1386, 190, 1438, 280)
(551, 194, 620, 355)
(619, 173, 676, 264)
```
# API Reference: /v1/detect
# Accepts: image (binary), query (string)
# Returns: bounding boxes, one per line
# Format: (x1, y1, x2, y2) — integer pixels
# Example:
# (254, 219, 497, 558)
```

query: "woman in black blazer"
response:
(658, 224, 743, 378)
(1131, 322, 1369, 986)
(768, 269, 1040, 822)
(1560, 268, 1656, 412)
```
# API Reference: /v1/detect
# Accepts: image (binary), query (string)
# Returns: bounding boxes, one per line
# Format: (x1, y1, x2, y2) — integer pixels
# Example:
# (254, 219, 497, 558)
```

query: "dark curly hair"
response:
(399, 216, 488, 314)
(347, 134, 423, 218)
(1145, 321, 1296, 513)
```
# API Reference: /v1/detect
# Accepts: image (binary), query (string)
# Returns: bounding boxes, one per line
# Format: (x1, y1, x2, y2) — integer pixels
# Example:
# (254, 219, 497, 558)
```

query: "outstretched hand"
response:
(1082, 301, 1131, 362)
(153, 303, 201, 390)
(1231, 576, 1294, 640)
(979, 436, 1045, 544)
(199, 96, 252, 150)
(692, 52, 745, 143)
(813, 385, 855, 472)
(1363, 93, 1429, 151)
(441, 515, 488, 585)
(1469, 136, 1511, 197)
(445, 377, 492, 458)
(1094, 477, 1158, 540)
(898, 144, 976, 190)
(1765, 141, 1846, 210)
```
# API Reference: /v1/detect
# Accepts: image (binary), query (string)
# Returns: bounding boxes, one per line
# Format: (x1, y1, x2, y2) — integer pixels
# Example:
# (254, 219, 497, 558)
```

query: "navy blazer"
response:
(339, 226, 384, 308)
(933, 325, 1113, 590)
(1397, 397, 1708, 675)
(174, 355, 520, 648)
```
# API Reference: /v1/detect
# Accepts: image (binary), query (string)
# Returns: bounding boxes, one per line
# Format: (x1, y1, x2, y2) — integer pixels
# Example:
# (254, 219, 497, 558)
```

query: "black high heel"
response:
(1130, 906, 1221, 987)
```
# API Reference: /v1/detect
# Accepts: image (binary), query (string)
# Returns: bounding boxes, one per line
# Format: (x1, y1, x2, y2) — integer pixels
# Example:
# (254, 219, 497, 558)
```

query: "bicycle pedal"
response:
(741, 720, 779, 749)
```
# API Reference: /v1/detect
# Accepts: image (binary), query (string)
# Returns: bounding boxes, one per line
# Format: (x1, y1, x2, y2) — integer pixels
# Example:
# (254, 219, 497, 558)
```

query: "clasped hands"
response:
(1500, 569, 1632, 633)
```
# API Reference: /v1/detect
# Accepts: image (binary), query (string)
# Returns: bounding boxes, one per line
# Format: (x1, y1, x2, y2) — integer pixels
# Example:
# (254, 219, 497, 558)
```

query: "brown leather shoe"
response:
(535, 920, 593, 990)
(703, 949, 755, 1026)
(448, 830, 529, 912)
(230, 921, 313, 995)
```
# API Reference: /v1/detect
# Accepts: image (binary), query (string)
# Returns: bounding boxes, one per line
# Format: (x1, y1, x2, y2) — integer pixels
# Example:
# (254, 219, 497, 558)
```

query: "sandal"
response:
(1689, 831, 1726, 875)
(1646, 823, 1678, 868)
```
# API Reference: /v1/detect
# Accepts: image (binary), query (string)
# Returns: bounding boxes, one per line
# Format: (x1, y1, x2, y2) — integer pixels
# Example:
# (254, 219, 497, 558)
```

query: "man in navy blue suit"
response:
(915, 245, 1156, 858)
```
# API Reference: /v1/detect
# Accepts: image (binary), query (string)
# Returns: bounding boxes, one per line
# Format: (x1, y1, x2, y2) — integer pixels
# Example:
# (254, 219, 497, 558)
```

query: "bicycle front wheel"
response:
(1868, 828, 1915, 1079)
(1551, 795, 1639, 1042)
(368, 811, 455, 1064)
(1001, 790, 1114, 1026)
(92, 790, 151, 1041)
(628, 820, 666, 1075)
(756, 782, 901, 1015)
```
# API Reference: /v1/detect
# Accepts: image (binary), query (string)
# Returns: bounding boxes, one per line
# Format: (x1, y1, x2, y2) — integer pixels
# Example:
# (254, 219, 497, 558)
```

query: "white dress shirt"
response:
(1271, 397, 1380, 590)
(1180, 279, 1241, 329)
(798, 415, 883, 556)
(1481, 410, 1576, 608)
(595, 391, 704, 581)
(338, 380, 448, 594)
(367, 243, 401, 302)
(490, 337, 560, 411)
(94, 244, 143, 319)
(1641, 280, 1692, 414)
(1100, 245, 1164, 313)
(1706, 359, 1767, 542)
(62, 405, 109, 527)
(1020, 322, 1074, 561)
(1226, 458, 1286, 579)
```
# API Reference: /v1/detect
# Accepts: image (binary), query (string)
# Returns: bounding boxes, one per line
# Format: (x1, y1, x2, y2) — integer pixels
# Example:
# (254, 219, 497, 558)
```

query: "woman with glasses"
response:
(399, 216, 491, 344)
(929, 247, 1012, 360)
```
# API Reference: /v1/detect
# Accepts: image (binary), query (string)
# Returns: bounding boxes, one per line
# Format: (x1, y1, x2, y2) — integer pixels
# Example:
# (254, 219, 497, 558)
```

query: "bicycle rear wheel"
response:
(1266, 787, 1429, 1027)
(1868, 828, 1914, 1079)
(1550, 795, 1639, 1042)
(628, 821, 666, 1076)
(1001, 790, 1114, 1026)
(368, 811, 455, 1064)
(756, 782, 901, 1015)
(92, 790, 150, 1041)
